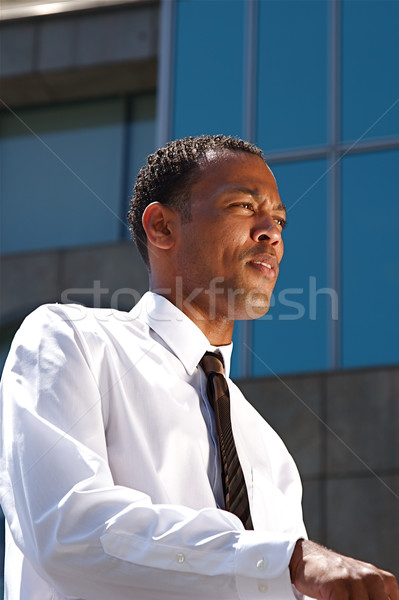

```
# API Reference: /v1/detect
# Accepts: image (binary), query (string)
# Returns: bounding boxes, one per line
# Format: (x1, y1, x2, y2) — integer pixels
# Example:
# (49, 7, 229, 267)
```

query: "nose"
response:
(251, 214, 283, 246)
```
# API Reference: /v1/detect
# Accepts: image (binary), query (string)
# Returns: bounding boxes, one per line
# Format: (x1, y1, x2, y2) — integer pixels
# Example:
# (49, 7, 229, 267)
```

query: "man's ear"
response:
(142, 202, 177, 250)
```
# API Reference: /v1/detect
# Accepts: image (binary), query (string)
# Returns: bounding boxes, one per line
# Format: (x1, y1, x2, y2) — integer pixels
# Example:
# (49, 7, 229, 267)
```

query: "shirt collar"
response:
(132, 292, 233, 377)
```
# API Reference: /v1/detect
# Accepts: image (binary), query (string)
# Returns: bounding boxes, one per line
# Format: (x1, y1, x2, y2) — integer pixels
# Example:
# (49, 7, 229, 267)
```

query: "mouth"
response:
(248, 255, 278, 279)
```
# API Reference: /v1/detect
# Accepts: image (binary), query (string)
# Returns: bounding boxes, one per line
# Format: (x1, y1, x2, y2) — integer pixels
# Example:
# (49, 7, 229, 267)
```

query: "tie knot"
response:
(200, 351, 225, 377)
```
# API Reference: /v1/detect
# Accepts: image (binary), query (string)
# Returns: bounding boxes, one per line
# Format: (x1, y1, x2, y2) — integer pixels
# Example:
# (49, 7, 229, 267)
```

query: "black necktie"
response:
(200, 351, 253, 530)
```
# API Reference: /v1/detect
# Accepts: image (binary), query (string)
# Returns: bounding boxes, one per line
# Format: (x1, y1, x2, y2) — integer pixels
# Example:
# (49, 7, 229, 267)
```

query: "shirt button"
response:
(256, 558, 267, 571)
(176, 553, 185, 563)
(258, 583, 268, 593)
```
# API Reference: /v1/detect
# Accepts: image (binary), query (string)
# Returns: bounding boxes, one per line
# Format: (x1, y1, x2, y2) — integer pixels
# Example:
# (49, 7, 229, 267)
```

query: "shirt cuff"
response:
(235, 570, 297, 600)
(233, 529, 297, 579)
(233, 530, 299, 599)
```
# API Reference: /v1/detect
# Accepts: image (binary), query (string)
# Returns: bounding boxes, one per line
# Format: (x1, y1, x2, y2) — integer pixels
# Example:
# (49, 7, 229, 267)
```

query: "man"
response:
(0, 135, 397, 599)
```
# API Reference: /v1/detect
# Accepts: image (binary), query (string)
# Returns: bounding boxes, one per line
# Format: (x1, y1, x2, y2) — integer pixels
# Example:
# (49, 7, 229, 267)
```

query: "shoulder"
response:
(11, 303, 150, 362)
(3, 304, 155, 394)
(18, 302, 145, 336)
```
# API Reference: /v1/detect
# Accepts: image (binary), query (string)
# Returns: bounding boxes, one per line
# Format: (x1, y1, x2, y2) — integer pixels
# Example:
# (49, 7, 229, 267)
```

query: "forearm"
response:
(4, 464, 299, 600)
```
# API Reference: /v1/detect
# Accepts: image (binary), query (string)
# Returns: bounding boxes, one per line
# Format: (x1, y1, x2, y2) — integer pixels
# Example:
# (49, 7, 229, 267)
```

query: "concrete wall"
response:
(0, 0, 158, 108)
(240, 367, 399, 578)
(1, 241, 149, 326)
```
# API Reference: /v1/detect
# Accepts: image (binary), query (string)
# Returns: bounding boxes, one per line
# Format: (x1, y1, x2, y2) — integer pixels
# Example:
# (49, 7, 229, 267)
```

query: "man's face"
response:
(174, 151, 286, 321)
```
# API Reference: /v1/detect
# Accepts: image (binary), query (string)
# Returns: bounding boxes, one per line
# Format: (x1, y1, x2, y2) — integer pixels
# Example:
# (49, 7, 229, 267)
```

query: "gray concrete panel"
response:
(0, 241, 148, 325)
(108, 7, 158, 63)
(239, 374, 324, 478)
(0, 22, 36, 76)
(0, 2, 158, 108)
(75, 7, 157, 67)
(0, 59, 156, 108)
(0, 72, 55, 106)
(60, 241, 148, 310)
(326, 475, 399, 579)
(38, 17, 76, 71)
(38, 59, 156, 101)
(0, 250, 60, 322)
(301, 479, 325, 545)
(326, 368, 399, 475)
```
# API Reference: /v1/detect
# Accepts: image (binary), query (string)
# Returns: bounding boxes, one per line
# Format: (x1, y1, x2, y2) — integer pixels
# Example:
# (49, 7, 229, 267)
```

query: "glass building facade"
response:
(1, 94, 156, 253)
(160, 0, 399, 378)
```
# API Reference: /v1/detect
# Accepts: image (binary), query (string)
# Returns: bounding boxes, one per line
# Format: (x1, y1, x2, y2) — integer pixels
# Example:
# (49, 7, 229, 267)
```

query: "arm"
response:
(0, 304, 299, 600)
(289, 539, 399, 599)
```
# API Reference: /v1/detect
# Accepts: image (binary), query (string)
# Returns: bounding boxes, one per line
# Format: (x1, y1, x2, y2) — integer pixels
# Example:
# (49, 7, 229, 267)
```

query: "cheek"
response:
(278, 240, 284, 263)
(189, 223, 246, 268)
(217, 227, 246, 251)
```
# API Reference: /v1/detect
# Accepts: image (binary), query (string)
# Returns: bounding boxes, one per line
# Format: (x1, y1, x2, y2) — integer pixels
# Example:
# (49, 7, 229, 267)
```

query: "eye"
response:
(274, 217, 287, 229)
(237, 202, 254, 211)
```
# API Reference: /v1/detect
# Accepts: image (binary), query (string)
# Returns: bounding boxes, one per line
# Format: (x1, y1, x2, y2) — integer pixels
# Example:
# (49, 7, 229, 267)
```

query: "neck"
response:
(149, 279, 234, 346)
(182, 308, 234, 346)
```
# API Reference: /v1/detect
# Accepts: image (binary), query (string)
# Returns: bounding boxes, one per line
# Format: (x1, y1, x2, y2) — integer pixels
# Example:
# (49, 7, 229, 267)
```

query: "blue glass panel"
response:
(342, 150, 399, 367)
(124, 93, 157, 238)
(173, 0, 245, 139)
(0, 99, 124, 254)
(257, 0, 328, 152)
(342, 0, 399, 141)
(231, 322, 248, 379)
(252, 159, 330, 376)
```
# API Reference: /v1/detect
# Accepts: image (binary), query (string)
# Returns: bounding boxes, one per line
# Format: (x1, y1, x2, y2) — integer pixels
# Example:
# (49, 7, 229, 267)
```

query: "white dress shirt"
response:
(0, 292, 309, 600)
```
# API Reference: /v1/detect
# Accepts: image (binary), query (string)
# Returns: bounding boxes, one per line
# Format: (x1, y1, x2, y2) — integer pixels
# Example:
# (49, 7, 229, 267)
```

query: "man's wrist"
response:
(289, 538, 307, 583)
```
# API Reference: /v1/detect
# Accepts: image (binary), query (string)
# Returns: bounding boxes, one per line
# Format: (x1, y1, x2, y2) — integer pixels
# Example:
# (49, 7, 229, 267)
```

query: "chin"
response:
(231, 291, 271, 320)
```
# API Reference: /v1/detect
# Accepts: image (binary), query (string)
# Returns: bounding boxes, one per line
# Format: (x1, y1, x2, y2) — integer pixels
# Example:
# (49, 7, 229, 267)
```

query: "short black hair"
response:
(127, 134, 263, 266)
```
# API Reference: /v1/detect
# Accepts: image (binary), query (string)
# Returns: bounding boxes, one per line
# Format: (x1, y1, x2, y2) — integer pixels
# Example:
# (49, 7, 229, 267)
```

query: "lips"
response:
(253, 260, 272, 270)
(248, 254, 278, 278)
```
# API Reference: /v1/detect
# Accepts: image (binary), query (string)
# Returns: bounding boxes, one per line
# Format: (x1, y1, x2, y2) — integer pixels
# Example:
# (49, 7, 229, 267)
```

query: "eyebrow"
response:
(227, 186, 287, 213)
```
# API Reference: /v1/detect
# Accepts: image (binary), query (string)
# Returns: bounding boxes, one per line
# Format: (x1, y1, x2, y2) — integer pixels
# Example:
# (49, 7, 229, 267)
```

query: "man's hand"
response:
(289, 539, 399, 599)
